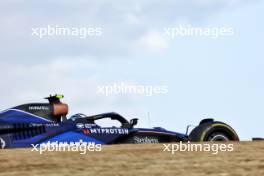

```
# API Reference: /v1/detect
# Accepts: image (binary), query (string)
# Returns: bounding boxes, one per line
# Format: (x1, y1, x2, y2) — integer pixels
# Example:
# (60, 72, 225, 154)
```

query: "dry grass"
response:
(0, 142, 263, 176)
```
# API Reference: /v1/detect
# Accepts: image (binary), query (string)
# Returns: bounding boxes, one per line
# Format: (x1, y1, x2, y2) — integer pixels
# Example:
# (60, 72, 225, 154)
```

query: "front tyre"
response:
(189, 121, 239, 142)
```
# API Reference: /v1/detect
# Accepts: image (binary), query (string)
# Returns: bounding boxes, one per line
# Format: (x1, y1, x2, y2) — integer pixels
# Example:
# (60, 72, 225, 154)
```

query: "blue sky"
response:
(0, 0, 263, 140)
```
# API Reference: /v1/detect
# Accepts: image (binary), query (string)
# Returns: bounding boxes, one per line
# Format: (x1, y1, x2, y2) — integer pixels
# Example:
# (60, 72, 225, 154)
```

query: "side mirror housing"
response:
(130, 118, 138, 127)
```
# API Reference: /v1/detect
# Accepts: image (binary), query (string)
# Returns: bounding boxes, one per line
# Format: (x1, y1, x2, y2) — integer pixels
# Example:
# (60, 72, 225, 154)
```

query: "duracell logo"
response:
(28, 106, 49, 111)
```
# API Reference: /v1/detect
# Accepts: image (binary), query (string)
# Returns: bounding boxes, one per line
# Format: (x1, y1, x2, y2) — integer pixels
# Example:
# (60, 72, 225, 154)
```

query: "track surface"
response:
(0, 142, 263, 176)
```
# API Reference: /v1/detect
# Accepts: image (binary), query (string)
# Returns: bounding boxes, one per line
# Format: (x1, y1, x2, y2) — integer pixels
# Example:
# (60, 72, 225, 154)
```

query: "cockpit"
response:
(69, 112, 138, 128)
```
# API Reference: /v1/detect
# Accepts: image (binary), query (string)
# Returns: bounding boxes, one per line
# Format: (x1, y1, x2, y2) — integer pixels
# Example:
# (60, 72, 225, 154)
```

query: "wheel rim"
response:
(209, 134, 229, 141)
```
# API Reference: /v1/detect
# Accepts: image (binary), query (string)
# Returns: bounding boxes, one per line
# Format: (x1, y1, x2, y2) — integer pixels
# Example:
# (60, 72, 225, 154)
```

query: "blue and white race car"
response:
(0, 95, 239, 149)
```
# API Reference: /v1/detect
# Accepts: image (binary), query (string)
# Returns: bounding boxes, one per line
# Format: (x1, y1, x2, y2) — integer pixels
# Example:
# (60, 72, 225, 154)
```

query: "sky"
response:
(0, 0, 263, 140)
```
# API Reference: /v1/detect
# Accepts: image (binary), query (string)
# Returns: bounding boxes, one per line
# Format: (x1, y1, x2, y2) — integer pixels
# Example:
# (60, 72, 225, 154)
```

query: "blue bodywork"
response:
(0, 96, 188, 149)
(0, 109, 188, 149)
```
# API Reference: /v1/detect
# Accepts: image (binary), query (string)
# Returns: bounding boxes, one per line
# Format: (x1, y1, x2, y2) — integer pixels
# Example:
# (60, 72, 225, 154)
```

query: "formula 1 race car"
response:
(0, 95, 239, 149)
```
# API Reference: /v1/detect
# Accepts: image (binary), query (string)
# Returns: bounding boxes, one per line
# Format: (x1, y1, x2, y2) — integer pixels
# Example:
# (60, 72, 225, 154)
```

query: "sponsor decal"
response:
(29, 106, 49, 111)
(29, 123, 59, 127)
(89, 128, 129, 135)
(45, 123, 60, 127)
(0, 138, 6, 149)
(134, 136, 159, 144)
(76, 123, 97, 129)
(76, 123, 85, 129)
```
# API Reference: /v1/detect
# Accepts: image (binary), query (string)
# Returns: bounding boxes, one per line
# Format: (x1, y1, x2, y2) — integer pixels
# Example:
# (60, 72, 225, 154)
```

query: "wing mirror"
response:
(130, 118, 138, 127)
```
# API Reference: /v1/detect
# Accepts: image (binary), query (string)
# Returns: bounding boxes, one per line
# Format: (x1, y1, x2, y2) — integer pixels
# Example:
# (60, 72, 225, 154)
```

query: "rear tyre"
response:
(189, 121, 239, 142)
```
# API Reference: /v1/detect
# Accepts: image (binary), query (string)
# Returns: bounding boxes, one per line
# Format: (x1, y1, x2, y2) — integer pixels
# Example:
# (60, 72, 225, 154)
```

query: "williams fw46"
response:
(0, 95, 239, 149)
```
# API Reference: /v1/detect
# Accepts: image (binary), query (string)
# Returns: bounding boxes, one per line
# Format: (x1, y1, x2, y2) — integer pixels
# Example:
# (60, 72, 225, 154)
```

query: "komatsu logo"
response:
(89, 128, 129, 135)
(29, 106, 49, 111)
(0, 138, 6, 149)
